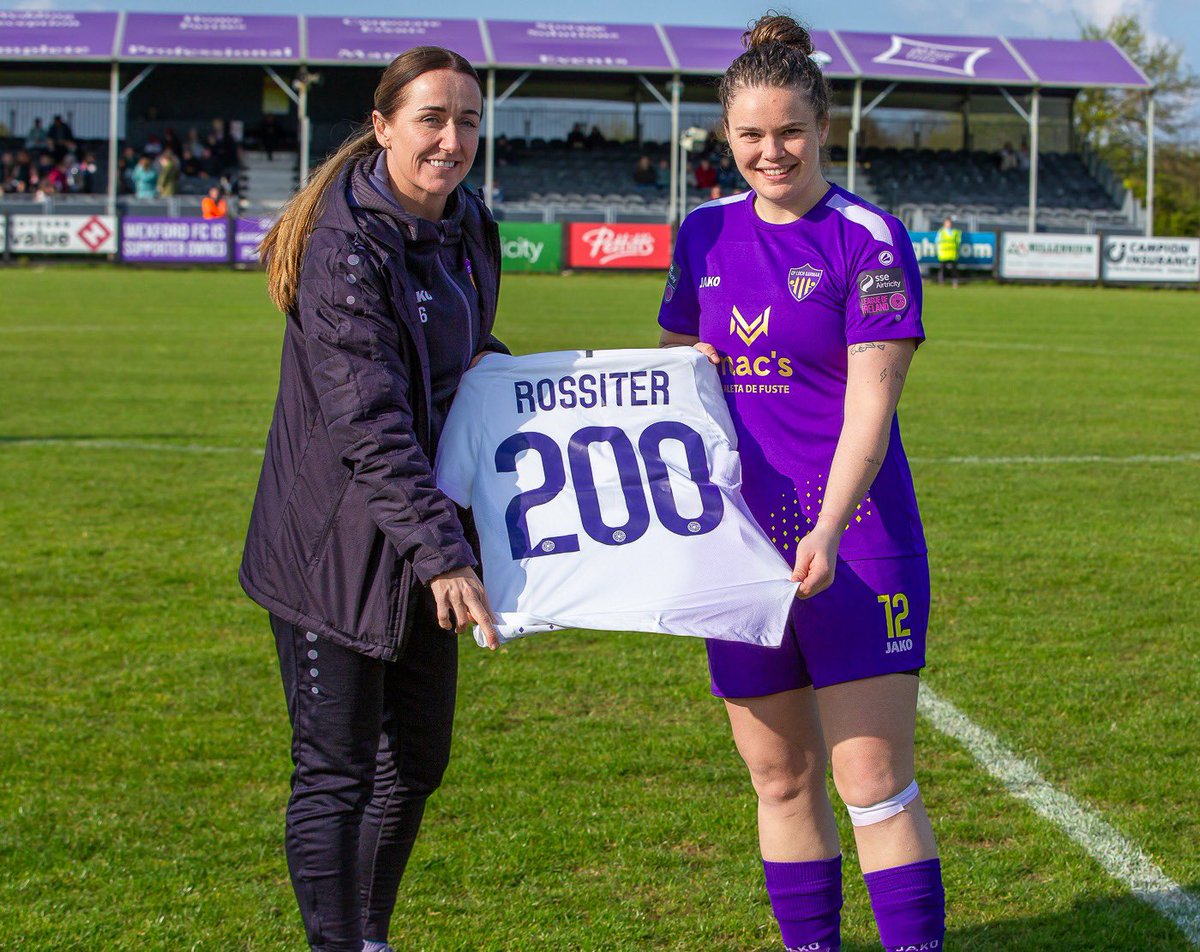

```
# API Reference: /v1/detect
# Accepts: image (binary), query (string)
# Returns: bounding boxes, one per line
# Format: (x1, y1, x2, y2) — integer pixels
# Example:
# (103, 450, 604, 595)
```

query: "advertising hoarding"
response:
(566, 223, 671, 270)
(121, 217, 230, 263)
(498, 222, 562, 273)
(1101, 236, 1200, 284)
(9, 214, 117, 254)
(1000, 233, 1099, 281)
(234, 216, 275, 264)
(306, 17, 485, 65)
(909, 231, 995, 270)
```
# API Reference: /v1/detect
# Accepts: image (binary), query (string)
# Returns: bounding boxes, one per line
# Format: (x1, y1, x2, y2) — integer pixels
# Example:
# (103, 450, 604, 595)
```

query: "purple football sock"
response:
(863, 857, 945, 951)
(762, 855, 842, 952)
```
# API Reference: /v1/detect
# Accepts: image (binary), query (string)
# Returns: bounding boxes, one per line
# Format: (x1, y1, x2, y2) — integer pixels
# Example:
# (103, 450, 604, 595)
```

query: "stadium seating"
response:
(1, 128, 1139, 235)
(862, 146, 1135, 233)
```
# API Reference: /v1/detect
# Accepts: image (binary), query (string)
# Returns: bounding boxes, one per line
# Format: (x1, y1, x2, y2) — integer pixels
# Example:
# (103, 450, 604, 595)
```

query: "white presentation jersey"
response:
(435, 348, 799, 647)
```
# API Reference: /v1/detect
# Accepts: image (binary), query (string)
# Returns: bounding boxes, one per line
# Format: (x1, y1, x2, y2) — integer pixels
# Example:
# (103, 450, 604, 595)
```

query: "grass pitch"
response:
(1, 269, 1198, 950)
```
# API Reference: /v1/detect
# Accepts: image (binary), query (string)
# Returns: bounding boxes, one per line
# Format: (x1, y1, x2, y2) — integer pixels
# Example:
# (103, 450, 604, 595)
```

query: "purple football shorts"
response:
(707, 554, 930, 697)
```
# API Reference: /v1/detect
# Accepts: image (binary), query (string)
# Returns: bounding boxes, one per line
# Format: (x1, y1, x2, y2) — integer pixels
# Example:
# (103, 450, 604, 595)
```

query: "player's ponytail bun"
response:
(743, 13, 814, 56)
(719, 12, 830, 126)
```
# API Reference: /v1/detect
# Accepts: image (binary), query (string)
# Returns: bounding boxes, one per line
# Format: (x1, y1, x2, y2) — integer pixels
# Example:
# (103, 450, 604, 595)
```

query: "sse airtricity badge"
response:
(788, 264, 823, 302)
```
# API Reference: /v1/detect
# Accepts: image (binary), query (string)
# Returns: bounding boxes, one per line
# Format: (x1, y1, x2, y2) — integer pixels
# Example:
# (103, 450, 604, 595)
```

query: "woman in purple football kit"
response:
(658, 15, 944, 952)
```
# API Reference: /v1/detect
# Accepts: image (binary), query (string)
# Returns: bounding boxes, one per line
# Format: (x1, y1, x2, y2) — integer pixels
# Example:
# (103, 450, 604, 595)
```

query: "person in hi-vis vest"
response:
(935, 217, 962, 288)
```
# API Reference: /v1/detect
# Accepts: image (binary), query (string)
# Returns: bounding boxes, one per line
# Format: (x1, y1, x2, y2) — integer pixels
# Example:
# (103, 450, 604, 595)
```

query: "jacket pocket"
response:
(385, 559, 417, 656)
(308, 470, 352, 565)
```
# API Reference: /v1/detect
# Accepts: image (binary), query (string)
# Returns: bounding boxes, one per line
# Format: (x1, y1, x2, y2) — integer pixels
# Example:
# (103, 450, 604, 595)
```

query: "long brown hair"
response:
(718, 13, 831, 127)
(261, 46, 482, 313)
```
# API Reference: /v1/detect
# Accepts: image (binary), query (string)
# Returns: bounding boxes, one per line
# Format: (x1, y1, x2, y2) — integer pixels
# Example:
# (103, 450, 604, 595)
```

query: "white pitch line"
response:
(909, 453, 1200, 465)
(940, 339, 1200, 362)
(0, 438, 263, 456)
(4, 440, 1199, 468)
(919, 684, 1200, 945)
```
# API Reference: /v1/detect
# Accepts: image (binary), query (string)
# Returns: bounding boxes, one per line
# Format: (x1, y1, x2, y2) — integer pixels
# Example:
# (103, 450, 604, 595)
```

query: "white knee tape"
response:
(845, 779, 920, 827)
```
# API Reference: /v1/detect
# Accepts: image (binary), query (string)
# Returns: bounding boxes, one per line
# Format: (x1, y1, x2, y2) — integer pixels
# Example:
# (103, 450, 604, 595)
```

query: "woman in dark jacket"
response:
(241, 47, 504, 952)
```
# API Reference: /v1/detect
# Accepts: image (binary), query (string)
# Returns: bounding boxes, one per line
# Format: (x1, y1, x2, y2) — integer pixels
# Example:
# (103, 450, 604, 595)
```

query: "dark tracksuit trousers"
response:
(271, 592, 457, 952)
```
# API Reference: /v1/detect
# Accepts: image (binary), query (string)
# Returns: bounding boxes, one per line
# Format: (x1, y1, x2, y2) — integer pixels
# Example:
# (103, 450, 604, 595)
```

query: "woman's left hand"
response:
(791, 526, 840, 599)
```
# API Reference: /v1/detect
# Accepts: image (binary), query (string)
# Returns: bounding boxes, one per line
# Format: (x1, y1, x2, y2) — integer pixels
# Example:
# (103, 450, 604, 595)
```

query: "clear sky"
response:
(3, 0, 1197, 133)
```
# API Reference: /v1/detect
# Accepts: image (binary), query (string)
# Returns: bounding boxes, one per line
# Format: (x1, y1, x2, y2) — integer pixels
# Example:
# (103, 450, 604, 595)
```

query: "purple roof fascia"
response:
(484, 19, 672, 71)
(838, 30, 1033, 84)
(0, 10, 119, 61)
(121, 13, 300, 63)
(662, 24, 855, 77)
(305, 17, 486, 66)
(1007, 37, 1150, 89)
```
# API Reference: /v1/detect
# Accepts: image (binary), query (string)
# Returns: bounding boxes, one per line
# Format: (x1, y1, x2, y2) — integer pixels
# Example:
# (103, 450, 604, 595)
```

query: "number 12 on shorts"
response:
(877, 593, 911, 639)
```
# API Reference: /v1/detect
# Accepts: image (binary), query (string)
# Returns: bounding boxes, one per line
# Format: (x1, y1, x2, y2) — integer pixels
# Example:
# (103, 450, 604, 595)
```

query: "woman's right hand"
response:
(430, 567, 500, 650)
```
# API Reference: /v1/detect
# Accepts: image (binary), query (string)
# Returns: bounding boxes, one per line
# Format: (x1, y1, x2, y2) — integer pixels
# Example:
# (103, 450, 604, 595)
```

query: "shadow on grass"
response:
(835, 885, 1200, 952)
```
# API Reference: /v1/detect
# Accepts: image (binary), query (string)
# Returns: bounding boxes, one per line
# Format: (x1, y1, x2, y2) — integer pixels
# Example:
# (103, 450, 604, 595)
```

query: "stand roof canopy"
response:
(0, 11, 1151, 90)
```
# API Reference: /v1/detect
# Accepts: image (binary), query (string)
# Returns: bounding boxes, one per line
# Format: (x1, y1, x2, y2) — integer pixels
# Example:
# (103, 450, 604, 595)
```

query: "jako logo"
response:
(581, 227, 657, 264)
(730, 305, 770, 345)
(700, 275, 721, 288)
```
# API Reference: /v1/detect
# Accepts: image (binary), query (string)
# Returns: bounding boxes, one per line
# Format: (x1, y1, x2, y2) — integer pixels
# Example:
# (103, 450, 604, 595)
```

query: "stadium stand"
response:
(865, 146, 1135, 234)
(450, 136, 1129, 233)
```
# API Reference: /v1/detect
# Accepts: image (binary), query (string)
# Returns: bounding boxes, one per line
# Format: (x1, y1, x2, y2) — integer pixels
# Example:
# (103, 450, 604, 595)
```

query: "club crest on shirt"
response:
(787, 264, 824, 302)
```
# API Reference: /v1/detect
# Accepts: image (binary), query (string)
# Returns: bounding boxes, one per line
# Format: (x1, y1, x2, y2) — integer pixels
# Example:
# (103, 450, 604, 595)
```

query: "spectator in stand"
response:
(157, 150, 180, 197)
(494, 134, 514, 166)
(181, 147, 204, 180)
(163, 126, 183, 158)
(201, 185, 228, 219)
(716, 155, 741, 192)
(694, 157, 717, 191)
(44, 158, 69, 193)
(1017, 141, 1030, 172)
(0, 152, 13, 190)
(633, 154, 658, 193)
(25, 118, 49, 151)
(144, 134, 164, 158)
(131, 156, 158, 199)
(566, 122, 587, 149)
(585, 125, 607, 150)
(8, 150, 33, 192)
(198, 146, 218, 178)
(935, 216, 962, 288)
(118, 146, 139, 194)
(48, 115, 74, 145)
(75, 153, 98, 194)
(34, 153, 54, 188)
(655, 157, 670, 191)
(999, 141, 1017, 172)
(260, 114, 282, 160)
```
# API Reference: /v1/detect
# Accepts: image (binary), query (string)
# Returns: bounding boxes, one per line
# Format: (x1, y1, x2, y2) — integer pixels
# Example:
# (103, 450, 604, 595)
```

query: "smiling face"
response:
(372, 68, 482, 221)
(724, 84, 829, 224)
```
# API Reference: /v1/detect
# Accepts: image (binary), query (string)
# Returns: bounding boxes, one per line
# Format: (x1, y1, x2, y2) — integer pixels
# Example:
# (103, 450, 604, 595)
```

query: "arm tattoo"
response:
(849, 342, 886, 355)
(865, 456, 883, 466)
(879, 369, 888, 382)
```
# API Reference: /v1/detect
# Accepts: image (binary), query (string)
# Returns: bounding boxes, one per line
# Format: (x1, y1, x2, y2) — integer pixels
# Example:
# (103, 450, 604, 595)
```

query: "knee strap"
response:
(844, 779, 919, 827)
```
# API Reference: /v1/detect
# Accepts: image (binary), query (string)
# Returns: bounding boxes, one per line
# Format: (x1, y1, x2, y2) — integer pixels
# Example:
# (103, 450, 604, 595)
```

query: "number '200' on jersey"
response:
(435, 348, 799, 647)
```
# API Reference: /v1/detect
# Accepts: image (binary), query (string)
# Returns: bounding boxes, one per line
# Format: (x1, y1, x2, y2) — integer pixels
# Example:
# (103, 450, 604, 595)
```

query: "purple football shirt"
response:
(658, 185, 926, 561)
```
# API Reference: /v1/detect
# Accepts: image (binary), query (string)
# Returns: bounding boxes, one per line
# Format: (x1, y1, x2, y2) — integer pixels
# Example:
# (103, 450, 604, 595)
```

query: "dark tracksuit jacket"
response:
(239, 154, 506, 660)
